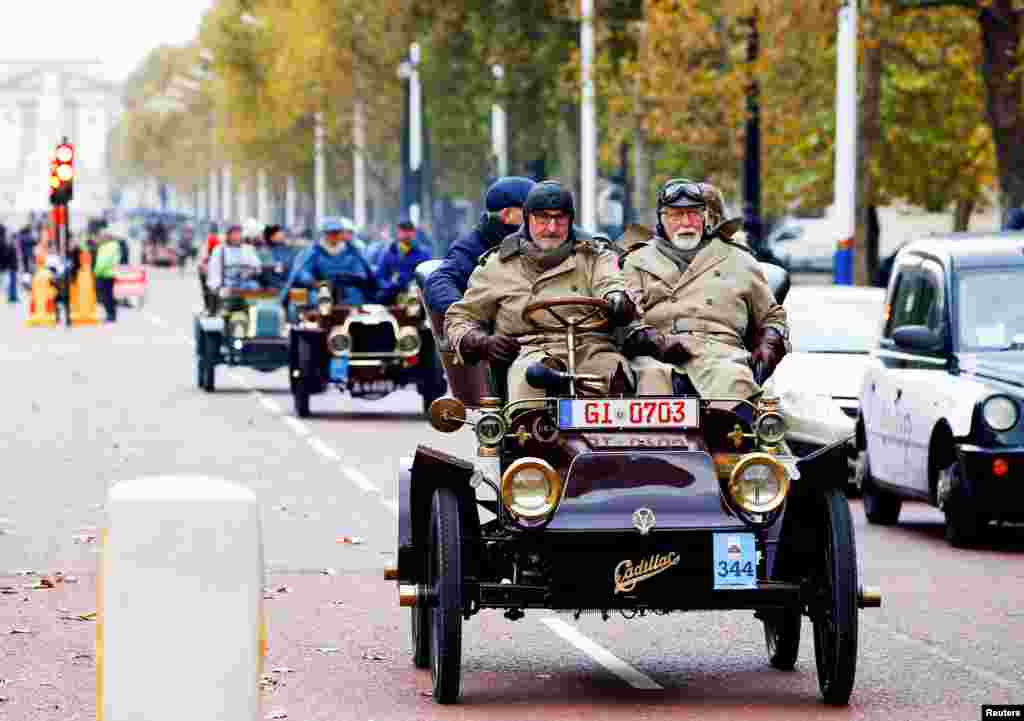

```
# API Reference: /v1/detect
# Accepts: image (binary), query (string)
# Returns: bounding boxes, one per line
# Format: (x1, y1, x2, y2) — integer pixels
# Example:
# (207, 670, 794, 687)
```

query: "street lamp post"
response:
(742, 11, 762, 253)
(398, 44, 423, 226)
(580, 0, 598, 232)
(491, 65, 508, 178)
(833, 0, 858, 285)
(315, 110, 326, 230)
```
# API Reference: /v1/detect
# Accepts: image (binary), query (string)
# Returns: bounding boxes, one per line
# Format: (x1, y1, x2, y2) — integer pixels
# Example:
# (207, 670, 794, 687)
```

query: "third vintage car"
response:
(385, 260, 881, 706)
(856, 232, 1024, 546)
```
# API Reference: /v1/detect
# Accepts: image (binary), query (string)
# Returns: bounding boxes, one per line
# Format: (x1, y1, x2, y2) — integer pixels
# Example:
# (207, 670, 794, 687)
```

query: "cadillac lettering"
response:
(614, 552, 680, 594)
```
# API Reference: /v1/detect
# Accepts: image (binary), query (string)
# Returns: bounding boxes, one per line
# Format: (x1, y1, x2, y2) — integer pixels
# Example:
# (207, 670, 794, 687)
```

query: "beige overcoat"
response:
(622, 234, 788, 399)
(445, 231, 630, 402)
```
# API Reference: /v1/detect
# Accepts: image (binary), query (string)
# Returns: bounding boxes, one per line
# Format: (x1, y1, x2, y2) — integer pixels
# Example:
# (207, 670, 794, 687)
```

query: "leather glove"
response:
(604, 291, 637, 328)
(661, 333, 691, 365)
(622, 327, 664, 359)
(750, 327, 788, 384)
(460, 328, 521, 364)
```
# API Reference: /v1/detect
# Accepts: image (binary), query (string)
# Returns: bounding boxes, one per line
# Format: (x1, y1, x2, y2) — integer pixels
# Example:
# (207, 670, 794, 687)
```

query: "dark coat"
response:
(375, 241, 433, 305)
(423, 214, 517, 314)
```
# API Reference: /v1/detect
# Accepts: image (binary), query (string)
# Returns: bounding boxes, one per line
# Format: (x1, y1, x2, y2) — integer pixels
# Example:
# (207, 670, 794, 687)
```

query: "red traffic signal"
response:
(49, 141, 74, 205)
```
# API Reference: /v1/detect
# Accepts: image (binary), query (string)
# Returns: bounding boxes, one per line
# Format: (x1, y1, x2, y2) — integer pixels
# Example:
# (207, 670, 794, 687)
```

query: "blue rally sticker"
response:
(712, 533, 757, 590)
(329, 355, 349, 383)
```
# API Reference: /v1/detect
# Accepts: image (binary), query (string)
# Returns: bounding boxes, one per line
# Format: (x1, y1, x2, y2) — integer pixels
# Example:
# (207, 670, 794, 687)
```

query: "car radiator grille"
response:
(350, 322, 396, 354)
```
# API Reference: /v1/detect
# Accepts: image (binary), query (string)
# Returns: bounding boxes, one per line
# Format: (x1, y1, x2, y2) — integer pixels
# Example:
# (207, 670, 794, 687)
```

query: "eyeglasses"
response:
(530, 212, 571, 228)
(660, 208, 704, 222)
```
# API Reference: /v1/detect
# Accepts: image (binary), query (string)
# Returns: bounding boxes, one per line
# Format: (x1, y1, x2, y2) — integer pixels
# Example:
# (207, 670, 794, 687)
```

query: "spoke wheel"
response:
(428, 488, 463, 704)
(293, 339, 313, 417)
(411, 602, 431, 669)
(812, 489, 858, 706)
(764, 609, 801, 670)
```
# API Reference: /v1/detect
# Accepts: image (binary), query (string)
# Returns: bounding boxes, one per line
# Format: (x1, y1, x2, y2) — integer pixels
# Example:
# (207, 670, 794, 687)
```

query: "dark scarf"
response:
(521, 236, 573, 271)
(656, 234, 710, 274)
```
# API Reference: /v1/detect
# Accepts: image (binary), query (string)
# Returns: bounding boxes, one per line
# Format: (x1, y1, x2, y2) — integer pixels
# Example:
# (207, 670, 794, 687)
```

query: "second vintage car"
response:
(288, 276, 446, 417)
(856, 232, 1024, 546)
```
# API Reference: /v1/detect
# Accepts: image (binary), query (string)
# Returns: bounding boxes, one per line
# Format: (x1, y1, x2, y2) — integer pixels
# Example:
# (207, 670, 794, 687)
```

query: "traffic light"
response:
(49, 141, 74, 205)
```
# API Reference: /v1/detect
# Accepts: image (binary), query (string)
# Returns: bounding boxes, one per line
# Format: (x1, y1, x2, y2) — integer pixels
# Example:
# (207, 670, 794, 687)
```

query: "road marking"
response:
(866, 618, 1020, 691)
(308, 436, 341, 462)
(255, 393, 282, 415)
(540, 617, 663, 690)
(282, 415, 309, 437)
(342, 466, 379, 493)
(380, 498, 398, 516)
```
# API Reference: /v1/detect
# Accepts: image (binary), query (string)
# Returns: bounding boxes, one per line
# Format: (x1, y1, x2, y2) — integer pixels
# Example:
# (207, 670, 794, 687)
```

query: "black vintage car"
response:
(288, 275, 446, 417)
(385, 260, 881, 706)
(856, 232, 1024, 546)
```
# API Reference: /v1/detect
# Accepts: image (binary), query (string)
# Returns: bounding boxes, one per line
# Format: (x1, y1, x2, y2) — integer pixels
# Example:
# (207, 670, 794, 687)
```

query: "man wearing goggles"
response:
(445, 180, 638, 403)
(620, 179, 789, 404)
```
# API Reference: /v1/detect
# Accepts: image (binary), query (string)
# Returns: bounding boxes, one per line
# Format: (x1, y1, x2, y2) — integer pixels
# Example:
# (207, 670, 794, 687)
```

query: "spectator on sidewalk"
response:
(94, 234, 121, 323)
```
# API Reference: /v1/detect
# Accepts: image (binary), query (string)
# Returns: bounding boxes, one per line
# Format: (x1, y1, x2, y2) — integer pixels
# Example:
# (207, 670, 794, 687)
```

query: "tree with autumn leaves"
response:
(115, 0, 1020, 268)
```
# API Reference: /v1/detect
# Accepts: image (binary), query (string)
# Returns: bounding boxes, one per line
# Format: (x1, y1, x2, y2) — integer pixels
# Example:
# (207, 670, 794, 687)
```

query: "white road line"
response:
(308, 436, 341, 462)
(866, 618, 1020, 691)
(540, 617, 663, 690)
(342, 466, 379, 493)
(282, 416, 310, 437)
(256, 394, 282, 415)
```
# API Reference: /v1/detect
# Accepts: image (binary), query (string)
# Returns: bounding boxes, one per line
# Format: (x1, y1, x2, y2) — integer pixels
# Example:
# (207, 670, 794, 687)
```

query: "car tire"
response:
(764, 609, 801, 671)
(812, 488, 858, 706)
(428, 487, 463, 704)
(859, 452, 901, 525)
(411, 602, 431, 669)
(293, 389, 310, 418)
(943, 463, 985, 547)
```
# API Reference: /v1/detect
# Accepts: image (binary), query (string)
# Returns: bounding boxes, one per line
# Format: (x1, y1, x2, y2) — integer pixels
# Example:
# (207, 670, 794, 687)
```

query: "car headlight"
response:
(396, 326, 421, 356)
(755, 411, 787, 445)
(982, 395, 1019, 432)
(501, 457, 562, 520)
(327, 327, 351, 356)
(475, 411, 507, 447)
(727, 453, 790, 515)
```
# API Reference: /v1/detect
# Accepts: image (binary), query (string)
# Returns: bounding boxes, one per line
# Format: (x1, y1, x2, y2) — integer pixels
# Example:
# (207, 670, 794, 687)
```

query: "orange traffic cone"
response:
(26, 265, 57, 327)
(71, 249, 101, 326)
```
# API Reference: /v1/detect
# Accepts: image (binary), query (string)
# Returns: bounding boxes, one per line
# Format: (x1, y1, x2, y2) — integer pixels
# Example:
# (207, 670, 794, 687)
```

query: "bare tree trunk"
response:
(855, 0, 884, 286)
(978, 2, 1024, 219)
(953, 197, 975, 232)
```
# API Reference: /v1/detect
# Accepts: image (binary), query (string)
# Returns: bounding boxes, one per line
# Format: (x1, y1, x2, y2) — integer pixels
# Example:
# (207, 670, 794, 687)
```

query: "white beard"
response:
(671, 230, 702, 251)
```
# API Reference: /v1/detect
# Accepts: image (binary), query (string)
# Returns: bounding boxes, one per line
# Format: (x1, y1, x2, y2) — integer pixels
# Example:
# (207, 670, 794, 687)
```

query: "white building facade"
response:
(0, 62, 121, 229)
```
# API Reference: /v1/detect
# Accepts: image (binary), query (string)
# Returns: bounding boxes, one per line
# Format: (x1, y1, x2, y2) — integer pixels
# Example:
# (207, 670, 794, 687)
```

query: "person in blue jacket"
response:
(423, 176, 535, 314)
(280, 216, 375, 305)
(375, 219, 433, 305)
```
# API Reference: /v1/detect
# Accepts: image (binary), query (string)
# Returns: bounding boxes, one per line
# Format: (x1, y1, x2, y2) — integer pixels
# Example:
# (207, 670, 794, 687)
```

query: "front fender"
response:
(396, 445, 478, 583)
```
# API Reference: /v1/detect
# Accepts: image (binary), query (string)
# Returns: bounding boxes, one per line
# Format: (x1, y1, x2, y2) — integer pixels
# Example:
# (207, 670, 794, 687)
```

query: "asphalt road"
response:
(1, 268, 1022, 721)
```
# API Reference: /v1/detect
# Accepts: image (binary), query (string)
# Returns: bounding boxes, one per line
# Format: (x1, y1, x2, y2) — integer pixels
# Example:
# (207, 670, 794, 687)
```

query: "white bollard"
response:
(98, 476, 266, 721)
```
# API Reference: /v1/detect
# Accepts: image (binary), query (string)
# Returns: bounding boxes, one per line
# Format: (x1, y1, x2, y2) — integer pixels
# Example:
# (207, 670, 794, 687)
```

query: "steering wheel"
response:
(522, 296, 610, 333)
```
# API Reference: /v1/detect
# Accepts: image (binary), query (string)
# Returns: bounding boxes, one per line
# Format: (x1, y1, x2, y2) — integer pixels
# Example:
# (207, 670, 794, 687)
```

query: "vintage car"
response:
(193, 283, 305, 392)
(288, 275, 446, 417)
(856, 233, 1024, 546)
(385, 260, 881, 706)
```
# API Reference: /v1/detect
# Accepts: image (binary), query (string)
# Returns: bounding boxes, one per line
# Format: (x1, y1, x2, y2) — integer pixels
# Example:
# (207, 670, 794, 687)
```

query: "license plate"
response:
(557, 398, 699, 430)
(329, 356, 349, 383)
(712, 533, 757, 590)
